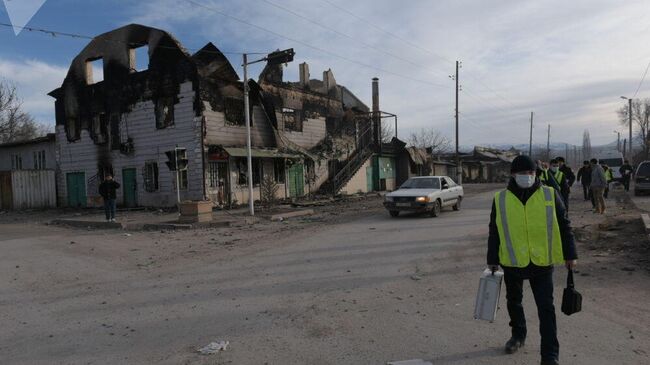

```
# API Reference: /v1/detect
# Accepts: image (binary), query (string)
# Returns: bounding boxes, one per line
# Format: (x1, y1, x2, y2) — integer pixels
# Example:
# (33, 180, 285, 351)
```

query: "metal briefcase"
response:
(474, 268, 503, 322)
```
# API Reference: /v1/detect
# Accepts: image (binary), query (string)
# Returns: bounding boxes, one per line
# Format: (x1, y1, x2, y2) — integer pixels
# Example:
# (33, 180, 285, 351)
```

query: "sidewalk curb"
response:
(641, 213, 650, 235)
(269, 209, 314, 221)
(51, 219, 124, 229)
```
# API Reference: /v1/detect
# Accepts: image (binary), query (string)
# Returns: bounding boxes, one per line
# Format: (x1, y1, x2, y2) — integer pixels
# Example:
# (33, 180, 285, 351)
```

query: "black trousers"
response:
(582, 184, 589, 200)
(622, 177, 630, 192)
(504, 267, 559, 362)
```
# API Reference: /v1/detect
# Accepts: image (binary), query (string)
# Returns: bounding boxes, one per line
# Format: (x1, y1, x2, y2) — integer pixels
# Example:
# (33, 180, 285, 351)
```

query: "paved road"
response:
(1, 189, 648, 364)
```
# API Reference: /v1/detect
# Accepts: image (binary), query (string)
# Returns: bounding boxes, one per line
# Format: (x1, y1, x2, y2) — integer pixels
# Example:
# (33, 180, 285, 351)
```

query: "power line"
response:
(319, 0, 522, 110)
(184, 0, 447, 88)
(632, 59, 650, 98)
(258, 0, 449, 80)
(0, 22, 267, 56)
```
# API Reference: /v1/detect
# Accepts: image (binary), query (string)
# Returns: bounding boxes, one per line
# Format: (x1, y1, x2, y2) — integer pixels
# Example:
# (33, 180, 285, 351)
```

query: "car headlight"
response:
(385, 196, 394, 202)
(415, 196, 429, 203)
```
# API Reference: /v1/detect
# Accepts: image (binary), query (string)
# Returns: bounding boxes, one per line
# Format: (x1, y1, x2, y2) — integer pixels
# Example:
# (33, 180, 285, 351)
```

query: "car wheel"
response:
(429, 200, 441, 217)
(452, 196, 462, 211)
(389, 210, 399, 217)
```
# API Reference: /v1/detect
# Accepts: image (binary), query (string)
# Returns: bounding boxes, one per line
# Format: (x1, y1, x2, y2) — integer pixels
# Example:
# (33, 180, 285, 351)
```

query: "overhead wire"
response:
(632, 59, 650, 98)
(183, 0, 448, 88)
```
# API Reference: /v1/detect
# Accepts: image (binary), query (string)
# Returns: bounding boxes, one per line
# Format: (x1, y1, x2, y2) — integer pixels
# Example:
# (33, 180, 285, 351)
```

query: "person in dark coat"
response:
(619, 160, 634, 192)
(576, 161, 592, 203)
(556, 157, 575, 187)
(99, 174, 120, 222)
(487, 155, 578, 365)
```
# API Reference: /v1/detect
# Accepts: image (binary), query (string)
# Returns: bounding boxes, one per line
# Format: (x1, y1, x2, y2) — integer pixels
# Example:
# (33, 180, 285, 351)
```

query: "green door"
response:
(288, 163, 304, 198)
(66, 172, 86, 207)
(122, 168, 137, 207)
(366, 165, 374, 192)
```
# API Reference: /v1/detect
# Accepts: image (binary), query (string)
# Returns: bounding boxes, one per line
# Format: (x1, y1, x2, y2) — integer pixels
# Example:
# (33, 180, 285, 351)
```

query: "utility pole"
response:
(623, 139, 627, 158)
(546, 124, 551, 161)
(454, 60, 462, 184)
(243, 54, 254, 216)
(528, 112, 534, 156)
(614, 131, 621, 152)
(573, 145, 577, 167)
(621, 96, 633, 158)
(565, 143, 568, 161)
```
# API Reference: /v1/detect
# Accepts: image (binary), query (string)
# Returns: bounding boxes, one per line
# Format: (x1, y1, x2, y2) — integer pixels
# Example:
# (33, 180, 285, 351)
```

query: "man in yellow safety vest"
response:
(487, 155, 578, 365)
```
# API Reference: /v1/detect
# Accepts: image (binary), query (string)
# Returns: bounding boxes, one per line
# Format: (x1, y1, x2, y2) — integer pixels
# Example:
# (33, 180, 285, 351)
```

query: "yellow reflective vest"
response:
(494, 186, 564, 267)
(540, 169, 564, 184)
(605, 169, 613, 182)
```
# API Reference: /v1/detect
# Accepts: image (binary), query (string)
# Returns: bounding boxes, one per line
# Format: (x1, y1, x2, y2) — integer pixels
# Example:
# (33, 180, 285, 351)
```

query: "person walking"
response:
(576, 161, 592, 202)
(556, 157, 575, 187)
(590, 159, 607, 214)
(487, 155, 578, 365)
(538, 160, 561, 192)
(602, 165, 613, 199)
(549, 159, 570, 209)
(619, 160, 634, 192)
(99, 174, 120, 222)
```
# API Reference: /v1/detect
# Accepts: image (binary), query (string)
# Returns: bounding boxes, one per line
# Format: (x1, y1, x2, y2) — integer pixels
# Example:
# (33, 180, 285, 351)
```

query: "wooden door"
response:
(0, 172, 12, 209)
(66, 172, 86, 207)
(288, 163, 304, 198)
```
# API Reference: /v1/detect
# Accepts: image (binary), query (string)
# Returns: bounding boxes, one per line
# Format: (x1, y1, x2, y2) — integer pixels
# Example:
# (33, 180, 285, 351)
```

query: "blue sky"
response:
(1, 0, 650, 147)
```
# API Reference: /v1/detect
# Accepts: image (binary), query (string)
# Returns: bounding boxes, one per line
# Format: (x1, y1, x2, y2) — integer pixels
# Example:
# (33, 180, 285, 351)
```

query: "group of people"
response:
(575, 159, 635, 214)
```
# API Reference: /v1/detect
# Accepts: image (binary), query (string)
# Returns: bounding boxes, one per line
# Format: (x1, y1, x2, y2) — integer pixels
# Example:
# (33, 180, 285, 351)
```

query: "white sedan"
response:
(383, 176, 464, 217)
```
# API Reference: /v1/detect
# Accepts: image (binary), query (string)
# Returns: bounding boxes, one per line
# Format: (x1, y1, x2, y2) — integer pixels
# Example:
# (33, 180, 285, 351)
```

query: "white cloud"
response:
(0, 58, 67, 125)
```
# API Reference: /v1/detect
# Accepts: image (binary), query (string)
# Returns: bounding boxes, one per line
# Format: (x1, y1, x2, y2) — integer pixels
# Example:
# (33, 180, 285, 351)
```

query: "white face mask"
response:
(550, 166, 559, 172)
(515, 174, 536, 188)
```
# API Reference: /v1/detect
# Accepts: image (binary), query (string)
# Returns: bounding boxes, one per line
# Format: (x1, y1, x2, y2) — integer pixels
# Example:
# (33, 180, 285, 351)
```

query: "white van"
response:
(595, 150, 624, 180)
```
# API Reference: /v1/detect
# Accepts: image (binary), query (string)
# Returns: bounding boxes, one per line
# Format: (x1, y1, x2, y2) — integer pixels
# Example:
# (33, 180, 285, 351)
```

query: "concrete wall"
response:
(0, 140, 56, 171)
(340, 158, 372, 194)
(56, 81, 203, 207)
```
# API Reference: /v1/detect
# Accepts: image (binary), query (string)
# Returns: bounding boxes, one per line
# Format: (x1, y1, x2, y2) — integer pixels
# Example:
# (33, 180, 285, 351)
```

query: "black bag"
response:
(561, 269, 582, 316)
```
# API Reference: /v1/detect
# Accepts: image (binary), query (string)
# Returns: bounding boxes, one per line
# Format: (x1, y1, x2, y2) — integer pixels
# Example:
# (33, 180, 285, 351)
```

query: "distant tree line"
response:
(0, 79, 50, 144)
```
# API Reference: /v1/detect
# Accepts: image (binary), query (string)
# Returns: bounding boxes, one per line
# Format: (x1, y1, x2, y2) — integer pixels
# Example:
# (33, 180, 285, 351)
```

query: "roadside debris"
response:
(197, 340, 229, 354)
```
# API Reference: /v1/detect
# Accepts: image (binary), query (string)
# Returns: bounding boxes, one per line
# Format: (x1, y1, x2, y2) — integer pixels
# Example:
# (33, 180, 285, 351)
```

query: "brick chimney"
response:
(299, 62, 309, 87)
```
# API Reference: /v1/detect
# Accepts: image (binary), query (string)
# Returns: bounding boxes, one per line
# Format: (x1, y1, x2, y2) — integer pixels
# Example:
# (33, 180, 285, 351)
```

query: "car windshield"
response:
(638, 163, 650, 176)
(599, 158, 623, 166)
(400, 178, 440, 189)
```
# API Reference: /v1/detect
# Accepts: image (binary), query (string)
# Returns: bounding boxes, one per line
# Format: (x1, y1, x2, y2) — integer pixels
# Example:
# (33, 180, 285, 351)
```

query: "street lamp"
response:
(620, 96, 633, 157)
(242, 48, 295, 216)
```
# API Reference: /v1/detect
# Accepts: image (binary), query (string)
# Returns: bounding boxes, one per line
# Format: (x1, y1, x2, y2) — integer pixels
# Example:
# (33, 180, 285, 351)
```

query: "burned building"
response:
(50, 24, 399, 208)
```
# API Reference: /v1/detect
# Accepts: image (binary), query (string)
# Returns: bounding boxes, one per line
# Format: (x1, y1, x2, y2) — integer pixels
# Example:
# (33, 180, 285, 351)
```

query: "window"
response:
(179, 169, 188, 190)
(33, 150, 46, 170)
(400, 177, 440, 189)
(85, 58, 104, 84)
(274, 159, 285, 183)
(237, 158, 248, 185)
(128, 44, 149, 72)
(155, 97, 175, 129)
(252, 158, 262, 186)
(110, 114, 121, 150)
(282, 107, 303, 132)
(143, 162, 159, 192)
(11, 154, 22, 170)
(92, 113, 108, 144)
(66, 117, 80, 141)
(224, 97, 245, 126)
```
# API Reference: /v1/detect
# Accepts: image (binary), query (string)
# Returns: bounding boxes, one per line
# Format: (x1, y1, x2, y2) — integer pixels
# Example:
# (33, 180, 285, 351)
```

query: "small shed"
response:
(0, 170, 57, 210)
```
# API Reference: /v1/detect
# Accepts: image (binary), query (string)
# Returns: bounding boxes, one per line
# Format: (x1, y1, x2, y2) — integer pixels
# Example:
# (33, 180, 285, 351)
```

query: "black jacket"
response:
(99, 180, 120, 200)
(577, 166, 592, 185)
(619, 164, 634, 179)
(487, 178, 578, 268)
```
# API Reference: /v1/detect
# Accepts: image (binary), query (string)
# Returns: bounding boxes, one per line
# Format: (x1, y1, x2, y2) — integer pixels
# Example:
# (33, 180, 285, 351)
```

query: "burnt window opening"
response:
(129, 44, 149, 73)
(282, 107, 303, 132)
(274, 159, 285, 184)
(66, 117, 80, 142)
(110, 114, 121, 150)
(236, 158, 262, 186)
(143, 162, 159, 192)
(85, 58, 104, 84)
(91, 113, 108, 144)
(155, 97, 175, 129)
(224, 97, 245, 126)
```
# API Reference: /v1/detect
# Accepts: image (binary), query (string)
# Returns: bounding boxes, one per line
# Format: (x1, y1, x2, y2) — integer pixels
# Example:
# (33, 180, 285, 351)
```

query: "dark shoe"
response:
(505, 337, 525, 354)
(540, 360, 559, 365)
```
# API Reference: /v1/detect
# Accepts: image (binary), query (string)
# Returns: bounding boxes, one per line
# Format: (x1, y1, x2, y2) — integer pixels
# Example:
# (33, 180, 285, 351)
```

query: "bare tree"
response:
(380, 121, 394, 143)
(0, 80, 48, 143)
(408, 128, 451, 154)
(617, 98, 650, 158)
